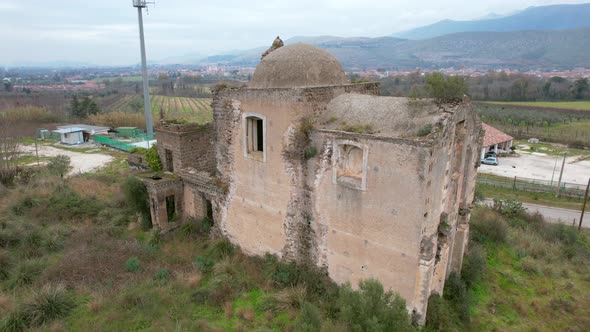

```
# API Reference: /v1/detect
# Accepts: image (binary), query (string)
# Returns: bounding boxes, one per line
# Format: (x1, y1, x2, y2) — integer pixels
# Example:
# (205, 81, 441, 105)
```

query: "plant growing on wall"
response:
(425, 72, 468, 104)
(146, 144, 162, 172)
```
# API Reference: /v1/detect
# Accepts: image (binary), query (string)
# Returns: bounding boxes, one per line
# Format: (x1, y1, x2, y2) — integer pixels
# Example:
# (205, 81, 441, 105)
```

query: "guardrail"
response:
(477, 173, 587, 199)
(93, 134, 155, 151)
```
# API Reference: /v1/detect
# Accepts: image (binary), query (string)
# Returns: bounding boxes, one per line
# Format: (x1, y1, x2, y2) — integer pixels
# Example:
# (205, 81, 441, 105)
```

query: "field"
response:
(482, 101, 590, 112)
(101, 94, 213, 125)
(476, 103, 590, 147)
(151, 95, 213, 124)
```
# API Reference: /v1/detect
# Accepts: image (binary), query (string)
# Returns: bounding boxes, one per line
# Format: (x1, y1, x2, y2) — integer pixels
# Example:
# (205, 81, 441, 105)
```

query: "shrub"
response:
(195, 256, 215, 274)
(9, 259, 46, 288)
(179, 217, 212, 238)
(47, 187, 103, 221)
(461, 244, 486, 288)
(336, 279, 413, 332)
(293, 302, 322, 332)
(146, 145, 162, 172)
(191, 289, 210, 305)
(46, 155, 71, 179)
(425, 294, 458, 331)
(0, 309, 28, 332)
(204, 239, 235, 260)
(416, 124, 433, 137)
(10, 196, 38, 216)
(122, 177, 151, 230)
(153, 268, 170, 286)
(470, 208, 508, 244)
(494, 199, 526, 218)
(20, 284, 76, 328)
(269, 260, 299, 288)
(304, 146, 318, 160)
(125, 257, 141, 273)
(443, 272, 470, 323)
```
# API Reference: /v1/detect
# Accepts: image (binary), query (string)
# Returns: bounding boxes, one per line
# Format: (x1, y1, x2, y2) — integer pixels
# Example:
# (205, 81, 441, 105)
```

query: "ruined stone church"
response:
(141, 41, 482, 321)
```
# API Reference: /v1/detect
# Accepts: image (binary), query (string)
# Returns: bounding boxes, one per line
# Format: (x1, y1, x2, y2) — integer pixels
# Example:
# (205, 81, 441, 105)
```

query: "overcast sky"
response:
(0, 0, 587, 66)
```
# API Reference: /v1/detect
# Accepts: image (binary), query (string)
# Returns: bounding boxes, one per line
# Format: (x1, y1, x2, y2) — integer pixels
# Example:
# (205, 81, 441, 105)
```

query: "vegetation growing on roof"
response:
(425, 72, 468, 104)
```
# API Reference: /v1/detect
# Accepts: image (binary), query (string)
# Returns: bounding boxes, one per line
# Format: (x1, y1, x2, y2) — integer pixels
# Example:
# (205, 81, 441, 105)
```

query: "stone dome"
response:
(249, 43, 348, 89)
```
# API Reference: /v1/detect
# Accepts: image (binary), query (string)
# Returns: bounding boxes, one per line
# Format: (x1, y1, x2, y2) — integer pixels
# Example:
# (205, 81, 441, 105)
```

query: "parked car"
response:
(485, 151, 496, 158)
(481, 156, 499, 165)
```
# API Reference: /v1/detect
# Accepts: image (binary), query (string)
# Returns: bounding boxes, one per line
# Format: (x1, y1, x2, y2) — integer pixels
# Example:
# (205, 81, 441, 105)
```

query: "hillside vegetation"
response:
(1, 157, 589, 330)
(213, 28, 590, 70)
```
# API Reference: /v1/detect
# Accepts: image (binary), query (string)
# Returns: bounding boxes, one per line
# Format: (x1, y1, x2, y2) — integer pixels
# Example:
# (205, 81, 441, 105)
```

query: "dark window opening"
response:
(206, 199, 214, 222)
(166, 195, 176, 222)
(165, 149, 174, 172)
(246, 116, 264, 156)
(256, 119, 264, 152)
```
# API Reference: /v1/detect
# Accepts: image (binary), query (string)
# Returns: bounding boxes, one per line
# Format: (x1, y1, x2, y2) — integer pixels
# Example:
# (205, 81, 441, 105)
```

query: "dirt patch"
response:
(20, 143, 114, 176)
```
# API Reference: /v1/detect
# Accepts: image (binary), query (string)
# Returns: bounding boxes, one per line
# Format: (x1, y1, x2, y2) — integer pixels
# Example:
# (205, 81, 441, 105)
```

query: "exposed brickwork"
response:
(155, 122, 216, 174)
(139, 174, 184, 232)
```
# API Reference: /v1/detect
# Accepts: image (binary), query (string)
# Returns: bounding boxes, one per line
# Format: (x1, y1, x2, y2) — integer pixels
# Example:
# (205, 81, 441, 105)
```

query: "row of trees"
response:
(378, 71, 590, 101)
(70, 95, 100, 118)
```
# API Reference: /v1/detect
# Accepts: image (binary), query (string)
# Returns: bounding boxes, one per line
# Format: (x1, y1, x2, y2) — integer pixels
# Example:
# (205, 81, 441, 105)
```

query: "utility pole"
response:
(579, 178, 590, 231)
(555, 152, 567, 198)
(133, 0, 154, 137)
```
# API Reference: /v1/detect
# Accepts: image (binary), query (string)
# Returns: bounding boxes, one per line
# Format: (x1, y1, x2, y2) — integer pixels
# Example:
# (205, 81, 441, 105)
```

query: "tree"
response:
(571, 78, 589, 100)
(71, 95, 100, 118)
(3, 81, 13, 92)
(47, 155, 71, 179)
(424, 72, 468, 103)
(70, 95, 81, 117)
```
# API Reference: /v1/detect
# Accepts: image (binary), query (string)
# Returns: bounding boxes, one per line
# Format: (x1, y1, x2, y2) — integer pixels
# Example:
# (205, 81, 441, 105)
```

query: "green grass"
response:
(477, 180, 585, 211)
(513, 139, 590, 157)
(482, 101, 590, 111)
(471, 240, 590, 330)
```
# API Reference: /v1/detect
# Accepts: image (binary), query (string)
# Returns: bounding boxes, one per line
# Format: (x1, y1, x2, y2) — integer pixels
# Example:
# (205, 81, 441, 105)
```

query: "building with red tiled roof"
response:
(481, 123, 514, 159)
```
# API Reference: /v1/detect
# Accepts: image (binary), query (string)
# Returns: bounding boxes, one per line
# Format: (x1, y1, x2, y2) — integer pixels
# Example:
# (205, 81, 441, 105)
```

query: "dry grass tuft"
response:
(48, 321, 65, 332)
(243, 306, 255, 322)
(0, 293, 14, 315)
(68, 178, 118, 201)
(40, 228, 151, 290)
(87, 294, 105, 313)
(178, 271, 202, 288)
(224, 301, 233, 319)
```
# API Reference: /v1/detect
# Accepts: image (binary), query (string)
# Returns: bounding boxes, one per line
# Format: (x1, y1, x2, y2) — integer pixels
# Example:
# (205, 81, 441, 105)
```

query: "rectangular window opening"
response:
(165, 149, 174, 172)
(245, 116, 265, 161)
(206, 199, 214, 222)
(166, 195, 176, 222)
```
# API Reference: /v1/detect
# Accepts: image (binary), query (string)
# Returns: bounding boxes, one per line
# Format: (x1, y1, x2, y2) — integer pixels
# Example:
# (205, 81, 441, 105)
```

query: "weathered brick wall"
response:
(155, 123, 216, 174)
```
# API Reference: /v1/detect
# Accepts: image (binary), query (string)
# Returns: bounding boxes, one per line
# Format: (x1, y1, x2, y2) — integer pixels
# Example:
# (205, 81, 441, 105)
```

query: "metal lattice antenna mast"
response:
(133, 0, 155, 137)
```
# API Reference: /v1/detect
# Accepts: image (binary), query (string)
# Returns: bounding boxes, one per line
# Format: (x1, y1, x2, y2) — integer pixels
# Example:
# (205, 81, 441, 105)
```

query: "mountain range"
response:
(196, 3, 590, 71)
(392, 3, 590, 40)
(202, 27, 590, 71)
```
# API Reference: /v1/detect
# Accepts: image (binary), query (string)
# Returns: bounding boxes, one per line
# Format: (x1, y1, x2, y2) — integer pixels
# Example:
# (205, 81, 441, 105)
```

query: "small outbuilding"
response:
(53, 127, 84, 145)
(56, 124, 110, 142)
(481, 123, 514, 158)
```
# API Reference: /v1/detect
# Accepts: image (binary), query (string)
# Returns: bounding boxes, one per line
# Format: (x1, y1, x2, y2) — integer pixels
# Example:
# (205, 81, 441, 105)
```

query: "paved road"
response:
(482, 200, 588, 228)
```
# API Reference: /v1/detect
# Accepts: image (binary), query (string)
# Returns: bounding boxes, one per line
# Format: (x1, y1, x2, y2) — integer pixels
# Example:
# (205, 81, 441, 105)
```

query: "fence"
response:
(93, 134, 155, 152)
(477, 173, 588, 199)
